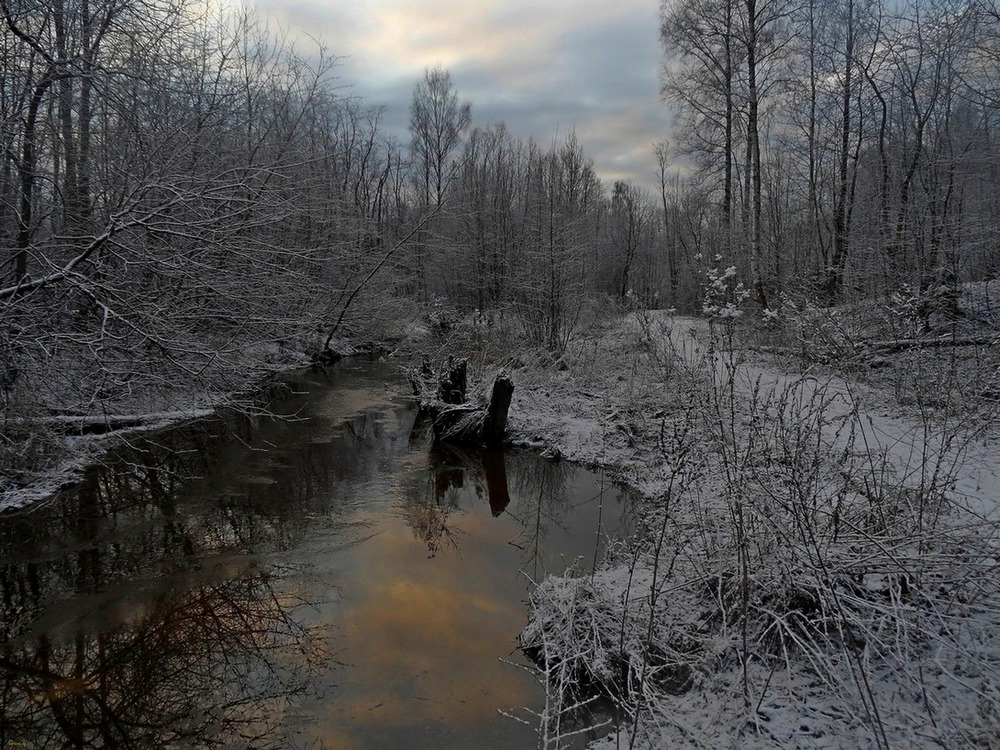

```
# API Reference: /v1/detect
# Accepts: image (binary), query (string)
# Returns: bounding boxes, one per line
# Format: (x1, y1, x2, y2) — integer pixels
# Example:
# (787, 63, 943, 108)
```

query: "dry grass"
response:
(518, 303, 1000, 749)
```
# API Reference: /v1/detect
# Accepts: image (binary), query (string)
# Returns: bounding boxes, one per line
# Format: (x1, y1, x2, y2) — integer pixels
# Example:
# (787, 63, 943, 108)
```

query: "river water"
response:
(0, 358, 634, 749)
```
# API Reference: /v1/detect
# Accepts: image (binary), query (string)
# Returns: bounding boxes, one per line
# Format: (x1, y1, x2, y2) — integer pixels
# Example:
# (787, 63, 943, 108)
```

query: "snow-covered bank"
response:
(0, 407, 226, 514)
(505, 313, 706, 496)
(507, 311, 1000, 749)
(0, 332, 420, 514)
(0, 337, 328, 514)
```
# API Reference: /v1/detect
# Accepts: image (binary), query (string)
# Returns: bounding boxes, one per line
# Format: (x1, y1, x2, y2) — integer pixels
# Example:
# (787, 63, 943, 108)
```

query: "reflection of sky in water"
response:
(284, 436, 633, 748)
(0, 359, 633, 748)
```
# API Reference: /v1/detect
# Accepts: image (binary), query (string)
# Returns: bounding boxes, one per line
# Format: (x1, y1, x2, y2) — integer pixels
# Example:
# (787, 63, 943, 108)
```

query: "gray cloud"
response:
(258, 0, 671, 192)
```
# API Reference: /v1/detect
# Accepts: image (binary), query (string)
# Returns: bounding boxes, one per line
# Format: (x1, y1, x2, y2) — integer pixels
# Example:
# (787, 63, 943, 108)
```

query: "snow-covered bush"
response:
(699, 254, 749, 321)
(520, 315, 1000, 748)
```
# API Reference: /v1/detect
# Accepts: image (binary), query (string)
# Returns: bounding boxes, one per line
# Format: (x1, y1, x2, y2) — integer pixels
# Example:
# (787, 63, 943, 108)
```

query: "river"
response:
(0, 357, 635, 749)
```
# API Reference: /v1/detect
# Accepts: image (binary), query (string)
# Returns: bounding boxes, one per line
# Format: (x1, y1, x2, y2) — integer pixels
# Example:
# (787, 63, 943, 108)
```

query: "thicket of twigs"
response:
(517, 286, 1000, 749)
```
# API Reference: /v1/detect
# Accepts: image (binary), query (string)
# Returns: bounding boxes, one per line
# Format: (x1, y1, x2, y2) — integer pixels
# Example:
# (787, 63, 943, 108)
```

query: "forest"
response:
(2, 0, 1000, 746)
(2, 0, 999, 482)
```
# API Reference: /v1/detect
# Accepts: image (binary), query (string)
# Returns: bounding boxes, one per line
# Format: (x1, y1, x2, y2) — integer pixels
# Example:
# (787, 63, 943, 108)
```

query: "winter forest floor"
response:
(465, 301, 1000, 749)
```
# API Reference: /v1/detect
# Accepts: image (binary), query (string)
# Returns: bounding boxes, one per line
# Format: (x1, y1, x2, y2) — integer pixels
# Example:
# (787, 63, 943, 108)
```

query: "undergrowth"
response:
(518, 282, 1000, 748)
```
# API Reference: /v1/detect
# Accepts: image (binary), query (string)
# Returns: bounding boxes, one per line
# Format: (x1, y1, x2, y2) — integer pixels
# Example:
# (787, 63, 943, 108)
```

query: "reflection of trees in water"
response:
(0, 421, 229, 635)
(395, 442, 629, 578)
(506, 453, 633, 580)
(504, 454, 576, 579)
(397, 442, 512, 558)
(0, 415, 333, 747)
(203, 404, 415, 553)
(0, 569, 323, 748)
(398, 443, 607, 576)
(403, 501, 460, 558)
(0, 399, 419, 634)
(399, 443, 468, 557)
(0, 378, 422, 747)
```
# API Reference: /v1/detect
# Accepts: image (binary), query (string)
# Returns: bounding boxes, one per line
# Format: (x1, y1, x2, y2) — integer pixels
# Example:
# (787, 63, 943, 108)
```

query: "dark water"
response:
(0, 358, 634, 749)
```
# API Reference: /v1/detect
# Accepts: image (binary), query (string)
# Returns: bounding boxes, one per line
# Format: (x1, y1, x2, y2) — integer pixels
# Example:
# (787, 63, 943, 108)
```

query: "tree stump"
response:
(437, 356, 468, 404)
(481, 373, 514, 448)
(411, 358, 514, 447)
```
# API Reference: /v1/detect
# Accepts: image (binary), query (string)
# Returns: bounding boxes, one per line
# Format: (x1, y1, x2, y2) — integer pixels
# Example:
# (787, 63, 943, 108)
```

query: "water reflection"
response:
(0, 414, 339, 749)
(402, 444, 513, 557)
(0, 360, 634, 748)
(428, 444, 512, 518)
(1, 567, 320, 748)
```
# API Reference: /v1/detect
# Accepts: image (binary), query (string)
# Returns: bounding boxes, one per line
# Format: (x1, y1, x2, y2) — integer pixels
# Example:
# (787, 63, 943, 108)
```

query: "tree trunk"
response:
(746, 0, 768, 310)
(419, 368, 514, 448)
(481, 373, 514, 448)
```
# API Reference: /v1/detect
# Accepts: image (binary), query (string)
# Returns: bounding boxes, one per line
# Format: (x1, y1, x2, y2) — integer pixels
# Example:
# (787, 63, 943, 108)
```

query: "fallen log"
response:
(865, 334, 998, 354)
(17, 409, 215, 436)
(747, 333, 998, 361)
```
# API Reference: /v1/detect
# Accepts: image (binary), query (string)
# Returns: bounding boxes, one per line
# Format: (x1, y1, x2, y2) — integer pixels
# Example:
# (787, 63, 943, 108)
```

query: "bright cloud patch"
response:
(254, 0, 670, 190)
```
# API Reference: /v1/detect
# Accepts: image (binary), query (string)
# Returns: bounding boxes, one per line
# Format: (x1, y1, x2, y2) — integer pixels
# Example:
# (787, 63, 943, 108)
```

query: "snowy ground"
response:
(497, 310, 1000, 749)
(4, 300, 999, 747)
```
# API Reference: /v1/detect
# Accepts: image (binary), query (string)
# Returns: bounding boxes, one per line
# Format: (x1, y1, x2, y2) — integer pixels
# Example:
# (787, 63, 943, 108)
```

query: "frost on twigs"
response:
(521, 561, 698, 700)
(517, 311, 1000, 748)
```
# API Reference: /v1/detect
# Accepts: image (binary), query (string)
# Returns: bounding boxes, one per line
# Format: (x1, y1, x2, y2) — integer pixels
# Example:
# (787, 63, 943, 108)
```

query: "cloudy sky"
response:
(259, 0, 671, 192)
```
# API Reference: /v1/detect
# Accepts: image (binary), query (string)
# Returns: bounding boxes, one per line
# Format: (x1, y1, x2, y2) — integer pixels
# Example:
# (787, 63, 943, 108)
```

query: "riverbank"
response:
(5, 299, 998, 747)
(502, 309, 1000, 748)
(1, 356, 638, 749)
(0, 337, 399, 513)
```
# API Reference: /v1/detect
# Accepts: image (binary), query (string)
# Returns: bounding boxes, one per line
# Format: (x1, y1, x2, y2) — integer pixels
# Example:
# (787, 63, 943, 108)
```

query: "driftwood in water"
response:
(410, 357, 514, 448)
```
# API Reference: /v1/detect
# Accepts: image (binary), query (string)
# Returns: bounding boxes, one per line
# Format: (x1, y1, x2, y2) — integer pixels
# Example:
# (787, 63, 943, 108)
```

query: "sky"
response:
(257, 0, 672, 193)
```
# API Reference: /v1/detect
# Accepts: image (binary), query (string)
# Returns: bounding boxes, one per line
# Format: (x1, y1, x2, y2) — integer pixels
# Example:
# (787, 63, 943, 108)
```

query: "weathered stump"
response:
(481, 373, 514, 448)
(437, 357, 468, 404)
(411, 358, 513, 447)
(431, 371, 513, 446)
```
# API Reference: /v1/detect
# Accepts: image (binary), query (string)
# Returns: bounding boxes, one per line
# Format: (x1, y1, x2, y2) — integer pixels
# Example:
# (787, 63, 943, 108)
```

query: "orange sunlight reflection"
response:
(313, 514, 540, 738)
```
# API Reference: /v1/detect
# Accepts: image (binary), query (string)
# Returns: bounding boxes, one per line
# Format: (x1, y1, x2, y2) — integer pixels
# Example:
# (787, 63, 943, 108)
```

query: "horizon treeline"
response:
(1, 0, 999, 427)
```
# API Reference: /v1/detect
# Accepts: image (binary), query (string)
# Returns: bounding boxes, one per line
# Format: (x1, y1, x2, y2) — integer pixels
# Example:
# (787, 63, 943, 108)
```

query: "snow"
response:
(5, 303, 999, 745)
(505, 310, 1000, 749)
(0, 334, 315, 514)
(0, 408, 215, 514)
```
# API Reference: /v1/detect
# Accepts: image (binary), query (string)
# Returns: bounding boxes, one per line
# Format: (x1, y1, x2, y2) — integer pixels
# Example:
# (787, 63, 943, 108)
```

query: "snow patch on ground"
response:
(507, 311, 1000, 749)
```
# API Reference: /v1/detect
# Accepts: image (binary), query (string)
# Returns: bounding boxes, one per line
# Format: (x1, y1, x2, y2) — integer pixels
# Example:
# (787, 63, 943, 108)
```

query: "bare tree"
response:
(409, 66, 472, 208)
(608, 180, 654, 303)
(0, 0, 406, 485)
(516, 134, 601, 350)
(661, 0, 740, 231)
(407, 66, 471, 301)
